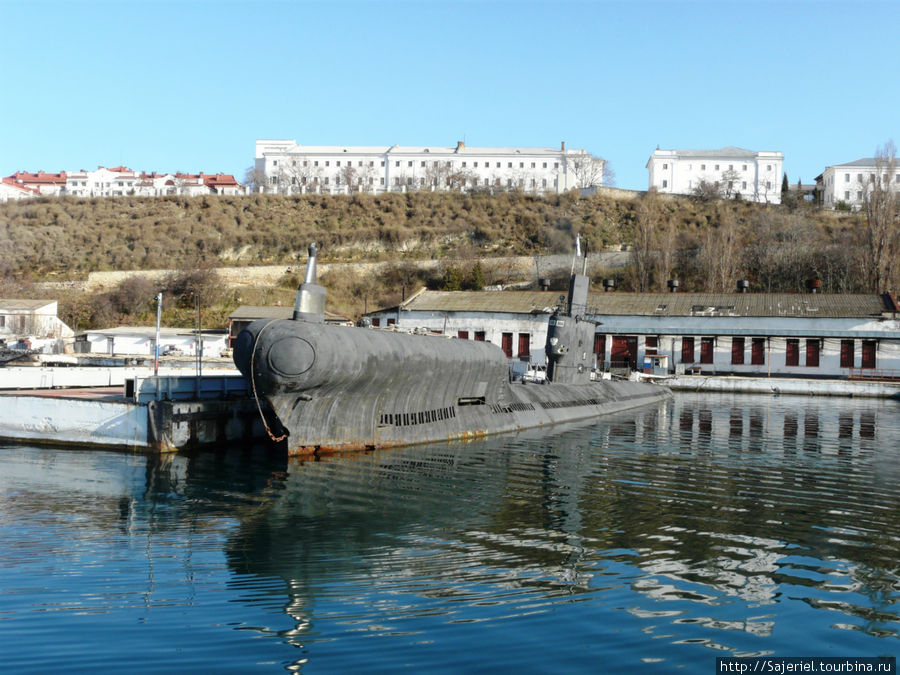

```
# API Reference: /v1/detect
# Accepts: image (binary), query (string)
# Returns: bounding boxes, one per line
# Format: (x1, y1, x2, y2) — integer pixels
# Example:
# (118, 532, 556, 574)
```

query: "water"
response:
(1, 393, 899, 672)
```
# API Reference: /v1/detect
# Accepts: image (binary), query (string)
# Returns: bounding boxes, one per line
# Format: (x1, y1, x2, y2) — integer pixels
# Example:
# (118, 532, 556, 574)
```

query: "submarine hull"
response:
(234, 317, 671, 455)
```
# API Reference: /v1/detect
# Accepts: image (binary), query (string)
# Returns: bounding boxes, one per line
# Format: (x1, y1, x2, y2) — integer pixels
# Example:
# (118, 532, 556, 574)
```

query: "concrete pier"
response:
(653, 374, 900, 399)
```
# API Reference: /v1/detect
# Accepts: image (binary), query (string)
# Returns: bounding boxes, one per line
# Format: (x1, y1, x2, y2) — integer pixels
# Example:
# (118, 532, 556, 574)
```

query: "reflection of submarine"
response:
(234, 243, 672, 455)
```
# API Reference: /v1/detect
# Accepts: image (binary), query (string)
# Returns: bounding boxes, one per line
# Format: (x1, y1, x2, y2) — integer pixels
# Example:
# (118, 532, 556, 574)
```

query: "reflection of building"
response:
(365, 290, 900, 377)
(74, 326, 228, 357)
(815, 157, 900, 210)
(647, 147, 784, 204)
(254, 139, 597, 195)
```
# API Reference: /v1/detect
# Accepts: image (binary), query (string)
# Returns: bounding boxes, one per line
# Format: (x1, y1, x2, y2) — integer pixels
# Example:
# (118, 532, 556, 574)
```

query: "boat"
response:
(233, 243, 672, 455)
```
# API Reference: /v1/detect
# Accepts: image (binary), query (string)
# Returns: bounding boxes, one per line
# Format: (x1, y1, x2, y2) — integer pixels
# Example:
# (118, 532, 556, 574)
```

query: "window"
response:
(314, 161, 319, 167)
(508, 162, 512, 168)
(542, 162, 547, 168)
(462, 162, 466, 167)
(542, 179, 547, 187)
(742, 181, 747, 189)
(681, 337, 695, 363)
(845, 173, 850, 182)
(857, 191, 862, 200)
(662, 180, 668, 188)
(372, 318, 380, 327)
(785, 339, 799, 366)
(857, 173, 862, 182)
(530, 162, 535, 168)
(731, 337, 745, 365)
(751, 338, 765, 365)
(840, 340, 854, 368)
(473, 162, 478, 168)
(336, 161, 341, 167)
(325, 161, 329, 167)
(663, 163, 668, 169)
(701, 164, 706, 171)
(715, 164, 720, 170)
(554, 163, 559, 169)
(420, 161, 425, 167)
(729, 164, 733, 170)
(805, 339, 820, 367)
(457, 330, 468, 339)
(474, 331, 486, 342)
(845, 191, 850, 200)
(408, 161, 413, 167)
(395, 161, 400, 167)
(766, 181, 771, 189)
(767, 165, 772, 171)
(742, 164, 747, 171)
(387, 318, 395, 326)
(380, 161, 385, 167)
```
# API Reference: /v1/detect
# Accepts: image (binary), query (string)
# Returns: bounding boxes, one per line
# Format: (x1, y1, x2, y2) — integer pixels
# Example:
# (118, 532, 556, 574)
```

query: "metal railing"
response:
(848, 367, 900, 381)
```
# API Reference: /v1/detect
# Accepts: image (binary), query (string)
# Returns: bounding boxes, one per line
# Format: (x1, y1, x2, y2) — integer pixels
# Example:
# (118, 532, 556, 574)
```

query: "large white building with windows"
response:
(254, 140, 602, 195)
(815, 158, 900, 210)
(646, 147, 784, 204)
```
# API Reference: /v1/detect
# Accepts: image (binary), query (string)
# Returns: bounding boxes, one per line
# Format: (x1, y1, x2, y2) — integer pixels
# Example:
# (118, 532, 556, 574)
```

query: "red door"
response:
(593, 334, 606, 359)
(474, 331, 486, 342)
(862, 340, 876, 369)
(700, 337, 714, 364)
(681, 337, 695, 363)
(517, 333, 530, 358)
(840, 340, 854, 368)
(458, 330, 469, 340)
(805, 339, 820, 368)
(751, 338, 765, 365)
(731, 337, 745, 365)
(785, 339, 799, 366)
(612, 336, 637, 369)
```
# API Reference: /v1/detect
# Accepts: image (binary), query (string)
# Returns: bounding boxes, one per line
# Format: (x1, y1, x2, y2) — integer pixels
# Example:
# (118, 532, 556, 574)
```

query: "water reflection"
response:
(1, 393, 899, 672)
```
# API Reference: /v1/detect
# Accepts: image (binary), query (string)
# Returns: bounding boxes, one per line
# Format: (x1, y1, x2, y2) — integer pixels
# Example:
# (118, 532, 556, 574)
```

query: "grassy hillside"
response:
(0, 190, 876, 330)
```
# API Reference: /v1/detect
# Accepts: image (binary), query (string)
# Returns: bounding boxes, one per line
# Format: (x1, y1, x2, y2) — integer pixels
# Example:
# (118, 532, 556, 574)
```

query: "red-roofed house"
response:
(5, 171, 68, 196)
(202, 173, 244, 195)
(0, 177, 40, 202)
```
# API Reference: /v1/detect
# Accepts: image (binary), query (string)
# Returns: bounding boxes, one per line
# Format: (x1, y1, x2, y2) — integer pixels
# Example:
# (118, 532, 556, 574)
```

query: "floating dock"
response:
(0, 371, 278, 453)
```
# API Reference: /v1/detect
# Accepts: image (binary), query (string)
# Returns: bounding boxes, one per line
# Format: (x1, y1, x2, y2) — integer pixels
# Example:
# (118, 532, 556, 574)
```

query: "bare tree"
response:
(630, 191, 658, 292)
(692, 179, 721, 202)
(567, 151, 610, 188)
(698, 208, 741, 292)
(861, 140, 899, 292)
(243, 165, 267, 194)
(720, 168, 740, 199)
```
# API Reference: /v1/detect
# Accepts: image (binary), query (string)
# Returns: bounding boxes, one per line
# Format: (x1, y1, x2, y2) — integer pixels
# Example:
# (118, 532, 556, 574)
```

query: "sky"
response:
(1, 0, 898, 191)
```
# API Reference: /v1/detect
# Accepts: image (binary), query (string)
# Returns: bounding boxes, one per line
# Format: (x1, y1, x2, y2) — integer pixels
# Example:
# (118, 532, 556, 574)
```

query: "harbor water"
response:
(1, 393, 898, 672)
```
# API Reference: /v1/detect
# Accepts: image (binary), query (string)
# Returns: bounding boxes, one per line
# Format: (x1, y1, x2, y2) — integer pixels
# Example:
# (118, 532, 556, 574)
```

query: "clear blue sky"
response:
(1, 0, 897, 190)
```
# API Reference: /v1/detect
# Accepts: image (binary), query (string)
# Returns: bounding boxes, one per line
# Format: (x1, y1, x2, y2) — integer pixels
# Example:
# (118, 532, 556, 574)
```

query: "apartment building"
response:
(815, 157, 900, 210)
(647, 147, 784, 204)
(4, 171, 68, 196)
(0, 178, 40, 202)
(254, 140, 602, 195)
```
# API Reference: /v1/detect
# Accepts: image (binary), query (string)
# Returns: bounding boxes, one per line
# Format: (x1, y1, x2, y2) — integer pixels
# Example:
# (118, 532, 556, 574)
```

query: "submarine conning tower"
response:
(292, 242, 326, 323)
(545, 239, 596, 385)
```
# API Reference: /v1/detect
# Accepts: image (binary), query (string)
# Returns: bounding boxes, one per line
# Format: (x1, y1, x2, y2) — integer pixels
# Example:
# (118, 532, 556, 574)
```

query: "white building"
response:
(815, 158, 900, 210)
(254, 140, 601, 195)
(0, 299, 74, 351)
(365, 289, 900, 379)
(74, 326, 228, 357)
(646, 147, 784, 204)
(4, 171, 67, 197)
(0, 178, 39, 202)
(61, 167, 245, 198)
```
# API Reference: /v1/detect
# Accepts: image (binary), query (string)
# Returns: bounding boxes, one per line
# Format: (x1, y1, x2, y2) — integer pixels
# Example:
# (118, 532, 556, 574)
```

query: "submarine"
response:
(233, 243, 672, 455)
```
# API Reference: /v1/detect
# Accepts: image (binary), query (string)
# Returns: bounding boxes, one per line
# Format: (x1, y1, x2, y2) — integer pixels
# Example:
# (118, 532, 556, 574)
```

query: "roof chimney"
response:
(737, 280, 750, 293)
(561, 141, 566, 152)
(667, 279, 680, 293)
(456, 141, 465, 152)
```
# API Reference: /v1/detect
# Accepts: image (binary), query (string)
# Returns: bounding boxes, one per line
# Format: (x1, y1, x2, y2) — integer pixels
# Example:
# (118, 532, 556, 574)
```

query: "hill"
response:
(0, 190, 876, 330)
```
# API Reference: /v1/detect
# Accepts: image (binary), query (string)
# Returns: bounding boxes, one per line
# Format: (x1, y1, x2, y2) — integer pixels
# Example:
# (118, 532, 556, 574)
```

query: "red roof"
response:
(2, 177, 40, 195)
(202, 173, 240, 187)
(7, 171, 67, 185)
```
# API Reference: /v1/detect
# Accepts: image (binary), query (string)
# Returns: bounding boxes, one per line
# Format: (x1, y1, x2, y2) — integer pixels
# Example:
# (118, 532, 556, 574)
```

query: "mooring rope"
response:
(249, 321, 287, 443)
